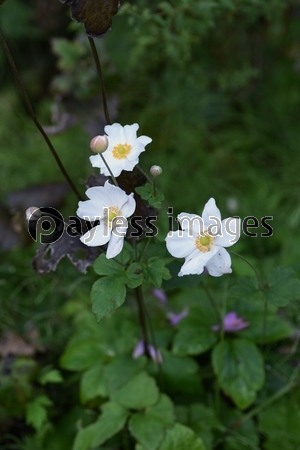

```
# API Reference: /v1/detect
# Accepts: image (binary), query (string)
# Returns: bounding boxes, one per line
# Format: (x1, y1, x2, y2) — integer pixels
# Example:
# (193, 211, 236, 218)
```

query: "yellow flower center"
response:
(195, 230, 214, 253)
(112, 143, 132, 159)
(108, 206, 122, 223)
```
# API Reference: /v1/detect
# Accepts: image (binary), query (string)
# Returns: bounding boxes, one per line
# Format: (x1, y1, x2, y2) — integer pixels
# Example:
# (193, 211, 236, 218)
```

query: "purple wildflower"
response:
(152, 288, 168, 305)
(132, 340, 163, 364)
(167, 308, 189, 326)
(212, 311, 250, 332)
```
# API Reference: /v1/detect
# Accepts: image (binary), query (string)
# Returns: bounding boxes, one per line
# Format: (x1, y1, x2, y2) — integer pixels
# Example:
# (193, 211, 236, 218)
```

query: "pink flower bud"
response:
(25, 207, 40, 221)
(150, 165, 162, 177)
(90, 135, 109, 153)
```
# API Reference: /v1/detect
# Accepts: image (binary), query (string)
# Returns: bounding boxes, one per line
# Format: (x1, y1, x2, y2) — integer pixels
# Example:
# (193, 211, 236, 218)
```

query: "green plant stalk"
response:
(229, 251, 263, 290)
(88, 37, 111, 125)
(215, 284, 227, 417)
(135, 285, 150, 357)
(0, 28, 83, 201)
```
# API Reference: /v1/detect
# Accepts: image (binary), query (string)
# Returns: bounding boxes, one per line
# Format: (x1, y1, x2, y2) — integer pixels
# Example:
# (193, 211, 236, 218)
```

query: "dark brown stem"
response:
(135, 285, 150, 356)
(0, 29, 83, 201)
(88, 37, 111, 125)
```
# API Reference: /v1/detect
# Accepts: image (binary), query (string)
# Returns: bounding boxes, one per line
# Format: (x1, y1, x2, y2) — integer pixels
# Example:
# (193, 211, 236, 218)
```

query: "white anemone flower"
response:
(90, 123, 152, 177)
(77, 181, 136, 259)
(165, 198, 241, 277)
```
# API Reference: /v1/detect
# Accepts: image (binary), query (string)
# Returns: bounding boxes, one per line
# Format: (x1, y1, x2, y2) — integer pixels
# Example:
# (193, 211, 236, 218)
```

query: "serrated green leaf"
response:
(39, 368, 63, 385)
(143, 257, 171, 288)
(91, 275, 127, 321)
(110, 371, 159, 410)
(264, 267, 300, 306)
(158, 423, 206, 450)
(80, 362, 107, 403)
(230, 277, 263, 303)
(126, 262, 144, 288)
(212, 339, 265, 410)
(26, 395, 53, 430)
(60, 340, 102, 371)
(136, 183, 153, 201)
(93, 253, 125, 276)
(129, 394, 175, 450)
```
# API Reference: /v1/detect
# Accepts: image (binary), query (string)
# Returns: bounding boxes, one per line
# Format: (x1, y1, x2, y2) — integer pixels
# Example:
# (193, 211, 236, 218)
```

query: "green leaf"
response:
(129, 394, 175, 450)
(110, 371, 159, 410)
(80, 362, 107, 403)
(230, 277, 263, 303)
(264, 267, 300, 307)
(91, 275, 127, 321)
(258, 390, 300, 450)
(212, 339, 265, 410)
(93, 253, 125, 276)
(73, 423, 97, 450)
(143, 257, 171, 288)
(175, 403, 220, 450)
(126, 262, 144, 288)
(136, 183, 153, 201)
(172, 304, 218, 356)
(60, 340, 102, 371)
(25, 395, 52, 430)
(158, 423, 206, 450)
(91, 401, 129, 447)
(160, 351, 202, 395)
(104, 355, 147, 395)
(148, 192, 165, 209)
(39, 367, 63, 385)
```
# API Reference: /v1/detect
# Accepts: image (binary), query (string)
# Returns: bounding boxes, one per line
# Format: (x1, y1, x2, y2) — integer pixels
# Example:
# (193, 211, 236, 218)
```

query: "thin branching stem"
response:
(0, 28, 83, 201)
(135, 285, 150, 356)
(88, 37, 111, 125)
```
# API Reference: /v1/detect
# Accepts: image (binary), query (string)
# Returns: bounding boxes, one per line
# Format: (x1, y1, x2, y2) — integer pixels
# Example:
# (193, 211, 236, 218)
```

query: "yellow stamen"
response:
(112, 143, 132, 159)
(108, 206, 122, 222)
(195, 230, 214, 253)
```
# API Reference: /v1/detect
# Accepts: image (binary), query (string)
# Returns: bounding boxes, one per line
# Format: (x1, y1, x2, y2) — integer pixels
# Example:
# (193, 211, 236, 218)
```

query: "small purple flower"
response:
(167, 308, 189, 326)
(132, 340, 163, 364)
(152, 288, 168, 305)
(212, 311, 250, 332)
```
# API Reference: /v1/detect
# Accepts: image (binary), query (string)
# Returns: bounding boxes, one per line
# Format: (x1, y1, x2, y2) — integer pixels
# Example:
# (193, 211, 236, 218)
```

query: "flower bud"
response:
(90, 135, 109, 153)
(25, 207, 40, 221)
(150, 165, 162, 177)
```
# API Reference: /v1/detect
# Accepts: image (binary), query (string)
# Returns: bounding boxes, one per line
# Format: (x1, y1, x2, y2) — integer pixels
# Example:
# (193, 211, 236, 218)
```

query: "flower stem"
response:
(99, 153, 119, 187)
(135, 285, 150, 357)
(229, 251, 263, 290)
(0, 29, 83, 201)
(88, 37, 111, 125)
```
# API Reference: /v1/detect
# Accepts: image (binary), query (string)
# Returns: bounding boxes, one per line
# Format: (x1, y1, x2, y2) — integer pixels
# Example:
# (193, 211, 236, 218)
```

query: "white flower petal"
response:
(205, 247, 232, 277)
(106, 232, 125, 259)
(214, 217, 241, 247)
(76, 200, 103, 221)
(165, 231, 196, 258)
(178, 249, 211, 276)
(104, 123, 124, 141)
(80, 222, 111, 247)
(120, 193, 136, 217)
(202, 198, 221, 228)
(177, 212, 204, 236)
(89, 153, 104, 169)
(136, 135, 152, 146)
(123, 123, 139, 144)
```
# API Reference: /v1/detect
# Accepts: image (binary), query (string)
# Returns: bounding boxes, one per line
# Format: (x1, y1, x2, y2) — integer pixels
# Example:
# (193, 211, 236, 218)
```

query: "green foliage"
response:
(212, 339, 265, 409)
(25, 395, 53, 431)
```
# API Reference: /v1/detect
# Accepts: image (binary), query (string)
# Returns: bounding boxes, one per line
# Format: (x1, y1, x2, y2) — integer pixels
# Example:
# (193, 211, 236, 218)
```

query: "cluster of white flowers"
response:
(77, 123, 240, 275)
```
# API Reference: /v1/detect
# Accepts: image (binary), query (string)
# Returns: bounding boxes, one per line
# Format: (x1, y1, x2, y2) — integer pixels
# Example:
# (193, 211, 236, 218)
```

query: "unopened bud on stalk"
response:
(25, 207, 40, 221)
(150, 165, 162, 177)
(90, 135, 109, 153)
